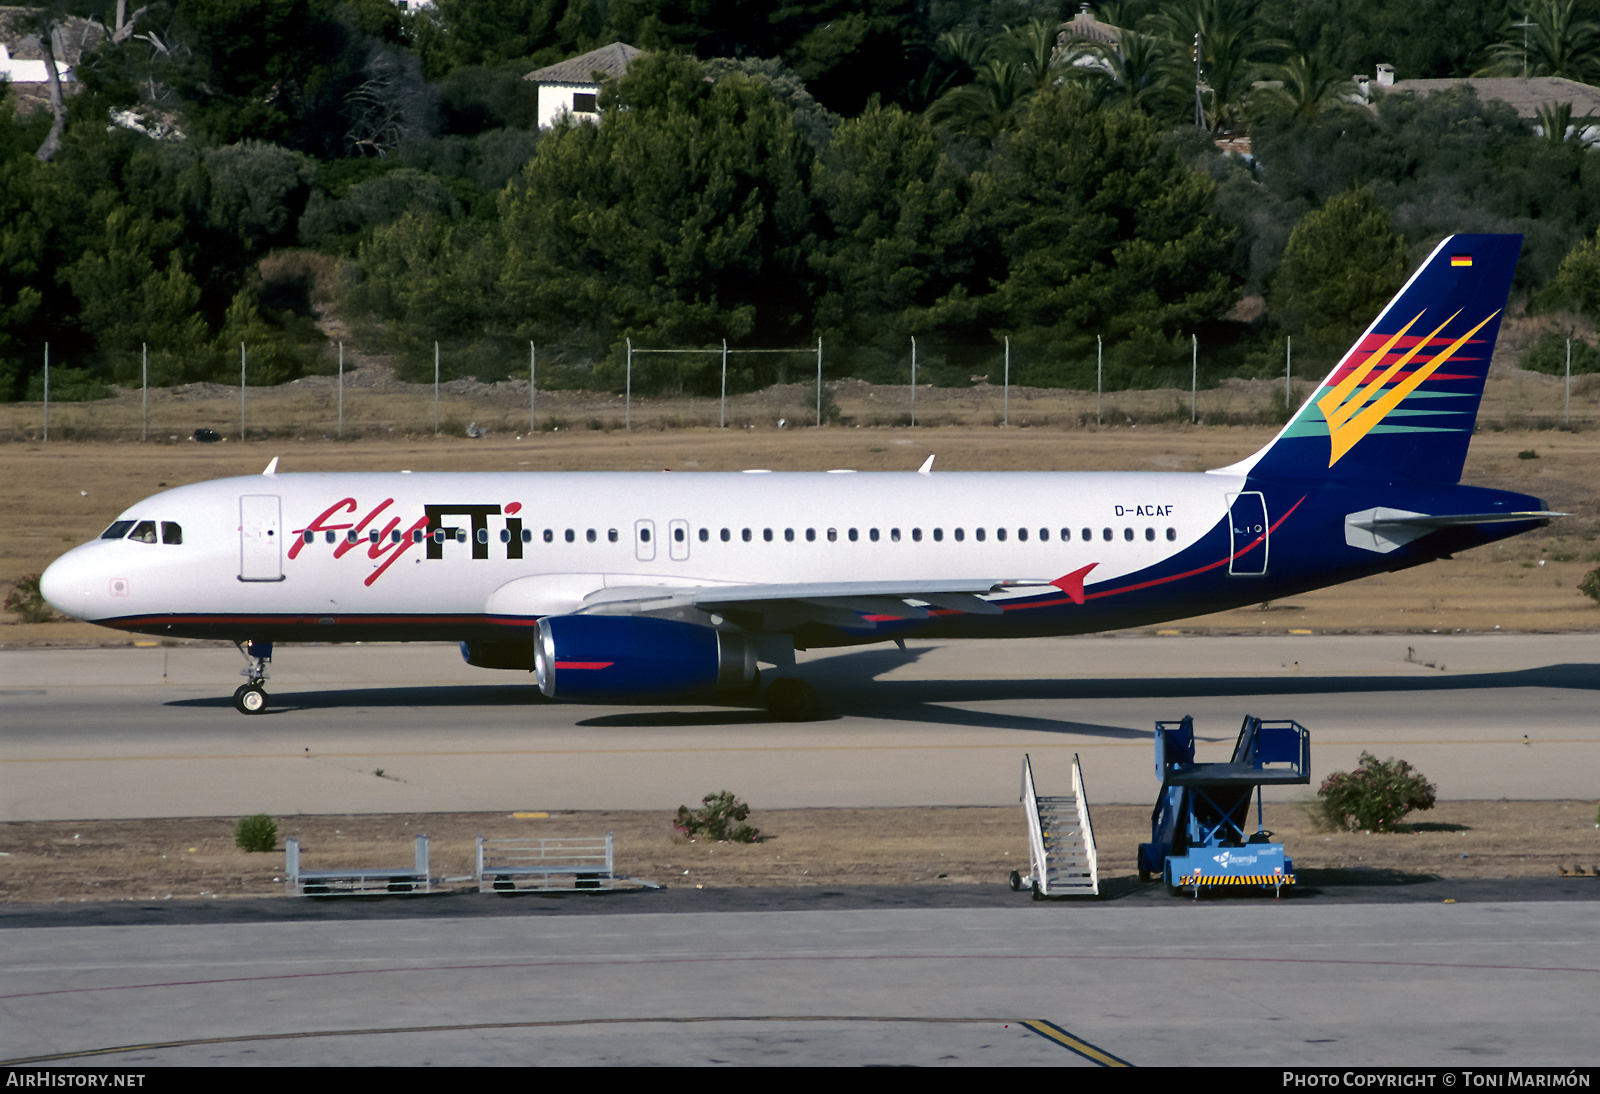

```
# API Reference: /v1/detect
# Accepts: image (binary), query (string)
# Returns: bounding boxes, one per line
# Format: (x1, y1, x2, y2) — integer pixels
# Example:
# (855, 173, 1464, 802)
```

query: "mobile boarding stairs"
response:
(1137, 715, 1310, 898)
(1014, 753, 1099, 898)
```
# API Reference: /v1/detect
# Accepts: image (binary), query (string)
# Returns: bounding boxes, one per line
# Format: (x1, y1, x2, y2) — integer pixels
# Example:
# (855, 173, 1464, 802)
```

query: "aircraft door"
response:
(635, 519, 656, 562)
(239, 495, 285, 582)
(1226, 492, 1268, 576)
(668, 519, 690, 561)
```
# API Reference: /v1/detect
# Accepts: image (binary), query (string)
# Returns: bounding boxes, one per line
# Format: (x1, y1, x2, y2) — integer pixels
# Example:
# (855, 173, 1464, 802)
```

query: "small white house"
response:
(0, 42, 69, 84)
(523, 42, 641, 129)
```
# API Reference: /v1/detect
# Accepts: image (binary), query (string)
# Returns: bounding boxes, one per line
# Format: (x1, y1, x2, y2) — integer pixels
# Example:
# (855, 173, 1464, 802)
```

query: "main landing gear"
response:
(233, 640, 272, 715)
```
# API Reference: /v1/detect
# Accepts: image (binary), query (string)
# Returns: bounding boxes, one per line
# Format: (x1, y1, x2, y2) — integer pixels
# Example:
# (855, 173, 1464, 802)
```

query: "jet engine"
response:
(532, 615, 758, 700)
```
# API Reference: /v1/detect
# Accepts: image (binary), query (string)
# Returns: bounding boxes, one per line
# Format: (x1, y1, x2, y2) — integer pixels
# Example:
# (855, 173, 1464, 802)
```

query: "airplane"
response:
(40, 233, 1560, 720)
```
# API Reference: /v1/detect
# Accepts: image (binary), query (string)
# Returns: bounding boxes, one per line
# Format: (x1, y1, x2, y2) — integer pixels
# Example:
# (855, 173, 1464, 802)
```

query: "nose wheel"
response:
(234, 683, 269, 715)
(233, 640, 272, 715)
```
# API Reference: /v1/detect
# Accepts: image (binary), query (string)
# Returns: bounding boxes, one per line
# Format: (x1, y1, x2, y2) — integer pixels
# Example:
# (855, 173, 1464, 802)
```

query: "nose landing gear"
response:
(234, 640, 272, 715)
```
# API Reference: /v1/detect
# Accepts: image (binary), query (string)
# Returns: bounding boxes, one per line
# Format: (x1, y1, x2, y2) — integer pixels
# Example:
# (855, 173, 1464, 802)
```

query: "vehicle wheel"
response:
(234, 684, 268, 715)
(1009, 870, 1022, 892)
(1139, 869, 1152, 883)
(767, 678, 819, 722)
(1031, 880, 1043, 902)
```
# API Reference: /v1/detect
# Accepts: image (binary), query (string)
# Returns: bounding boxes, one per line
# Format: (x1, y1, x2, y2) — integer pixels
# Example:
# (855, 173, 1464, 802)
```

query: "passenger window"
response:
(586, 529, 597, 543)
(996, 528, 1006, 542)
(346, 530, 359, 545)
(699, 528, 709, 542)
(1123, 528, 1133, 542)
(1082, 528, 1092, 542)
(721, 528, 731, 542)
(1102, 528, 1112, 542)
(848, 528, 859, 542)
(1017, 528, 1028, 542)
(500, 529, 510, 543)
(303, 530, 315, 545)
(565, 529, 575, 543)
(933, 528, 943, 542)
(433, 530, 446, 544)
(1145, 527, 1155, 541)
(326, 530, 337, 544)
(640, 527, 651, 543)
(608, 529, 618, 543)
(1061, 528, 1071, 541)
(912, 528, 922, 542)
(869, 528, 880, 542)
(1167, 528, 1177, 541)
(521, 529, 533, 543)
(827, 528, 837, 542)
(742, 528, 752, 542)
(763, 528, 773, 542)
(413, 530, 425, 544)
(955, 528, 965, 542)
(784, 528, 794, 542)
(162, 522, 183, 545)
(890, 528, 901, 542)
(976, 528, 986, 542)
(1038, 528, 1048, 541)
(806, 528, 816, 542)
(457, 529, 468, 543)
(675, 527, 685, 542)
(544, 529, 554, 543)
(101, 521, 135, 540)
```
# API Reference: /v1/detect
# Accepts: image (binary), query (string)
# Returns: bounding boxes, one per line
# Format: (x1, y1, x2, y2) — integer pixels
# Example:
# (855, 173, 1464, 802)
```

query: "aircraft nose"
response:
(40, 548, 98, 620)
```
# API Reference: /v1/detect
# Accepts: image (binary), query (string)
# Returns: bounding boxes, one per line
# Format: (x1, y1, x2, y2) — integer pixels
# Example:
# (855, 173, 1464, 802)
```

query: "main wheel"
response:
(234, 684, 268, 715)
(767, 678, 819, 722)
(1009, 870, 1022, 892)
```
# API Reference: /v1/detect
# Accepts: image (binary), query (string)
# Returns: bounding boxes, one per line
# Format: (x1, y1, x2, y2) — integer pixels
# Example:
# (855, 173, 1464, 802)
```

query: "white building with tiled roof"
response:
(523, 42, 642, 129)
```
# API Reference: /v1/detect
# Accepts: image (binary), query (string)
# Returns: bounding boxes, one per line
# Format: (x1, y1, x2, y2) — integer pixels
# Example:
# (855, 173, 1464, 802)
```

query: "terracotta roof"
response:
(523, 42, 641, 86)
(1057, 11, 1124, 48)
(1382, 76, 1600, 119)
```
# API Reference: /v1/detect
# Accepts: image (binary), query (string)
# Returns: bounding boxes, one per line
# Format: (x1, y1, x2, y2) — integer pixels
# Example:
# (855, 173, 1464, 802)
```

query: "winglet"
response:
(918, 455, 935, 475)
(262, 457, 279, 476)
(1049, 563, 1098, 605)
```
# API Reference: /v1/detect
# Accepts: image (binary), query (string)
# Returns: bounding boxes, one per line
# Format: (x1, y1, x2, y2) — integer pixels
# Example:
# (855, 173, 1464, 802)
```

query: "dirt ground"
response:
(2, 377, 1598, 905)
(2, 801, 1597, 904)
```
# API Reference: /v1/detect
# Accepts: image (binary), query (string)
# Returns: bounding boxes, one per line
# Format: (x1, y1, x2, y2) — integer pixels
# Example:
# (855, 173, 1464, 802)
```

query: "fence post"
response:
(1003, 336, 1010, 426)
(530, 342, 536, 434)
(433, 342, 440, 435)
(338, 341, 344, 439)
(42, 343, 48, 443)
(625, 337, 632, 430)
(1285, 335, 1292, 409)
(141, 343, 147, 442)
(720, 338, 727, 429)
(1566, 338, 1572, 427)
(1190, 334, 1197, 425)
(1096, 335, 1102, 426)
(816, 337, 822, 426)
(240, 342, 246, 440)
(910, 335, 917, 426)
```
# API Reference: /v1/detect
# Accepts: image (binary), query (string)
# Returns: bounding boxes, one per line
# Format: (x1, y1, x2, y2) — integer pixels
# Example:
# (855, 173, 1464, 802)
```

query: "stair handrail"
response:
(1021, 753, 1049, 895)
(1072, 753, 1098, 891)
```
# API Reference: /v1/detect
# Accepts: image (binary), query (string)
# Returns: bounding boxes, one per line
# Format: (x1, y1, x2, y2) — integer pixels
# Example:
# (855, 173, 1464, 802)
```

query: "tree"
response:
(1480, 0, 1600, 81)
(1270, 189, 1407, 358)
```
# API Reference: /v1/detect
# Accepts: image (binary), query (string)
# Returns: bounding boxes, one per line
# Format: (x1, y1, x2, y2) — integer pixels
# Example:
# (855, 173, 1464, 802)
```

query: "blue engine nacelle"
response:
(533, 615, 758, 700)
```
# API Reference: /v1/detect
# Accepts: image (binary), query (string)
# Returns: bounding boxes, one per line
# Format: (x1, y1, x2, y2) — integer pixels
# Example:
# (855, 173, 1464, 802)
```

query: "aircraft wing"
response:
(482, 564, 1099, 633)
(578, 576, 1064, 630)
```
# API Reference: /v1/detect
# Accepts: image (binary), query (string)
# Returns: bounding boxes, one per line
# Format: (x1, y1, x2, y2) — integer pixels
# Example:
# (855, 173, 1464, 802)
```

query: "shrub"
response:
(675, 791, 759, 843)
(1580, 568, 1600, 604)
(1315, 752, 1437, 832)
(4, 575, 59, 623)
(235, 814, 278, 852)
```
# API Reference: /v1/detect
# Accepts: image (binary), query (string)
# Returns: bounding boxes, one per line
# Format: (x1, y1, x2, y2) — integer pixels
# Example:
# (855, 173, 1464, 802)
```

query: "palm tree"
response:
(1253, 53, 1352, 125)
(1480, 0, 1600, 82)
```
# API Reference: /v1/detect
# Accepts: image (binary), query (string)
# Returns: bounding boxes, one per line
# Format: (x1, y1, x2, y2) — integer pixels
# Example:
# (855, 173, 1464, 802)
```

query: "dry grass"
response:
(3, 801, 1597, 904)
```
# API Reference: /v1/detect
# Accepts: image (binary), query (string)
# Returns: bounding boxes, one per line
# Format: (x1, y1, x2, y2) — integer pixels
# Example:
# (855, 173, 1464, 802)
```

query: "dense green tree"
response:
(1479, 0, 1600, 81)
(1269, 188, 1407, 358)
(494, 53, 817, 376)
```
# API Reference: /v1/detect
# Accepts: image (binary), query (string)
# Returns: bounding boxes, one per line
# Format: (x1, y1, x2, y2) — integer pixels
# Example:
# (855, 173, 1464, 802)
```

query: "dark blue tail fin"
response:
(1225, 234, 1522, 484)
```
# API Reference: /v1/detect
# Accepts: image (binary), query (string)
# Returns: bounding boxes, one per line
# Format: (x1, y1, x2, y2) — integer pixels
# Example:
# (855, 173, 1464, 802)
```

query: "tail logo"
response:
(1316, 308, 1500, 466)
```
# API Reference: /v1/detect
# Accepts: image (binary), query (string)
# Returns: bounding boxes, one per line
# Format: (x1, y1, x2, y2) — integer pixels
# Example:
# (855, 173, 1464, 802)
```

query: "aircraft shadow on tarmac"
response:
(163, 645, 1600, 733)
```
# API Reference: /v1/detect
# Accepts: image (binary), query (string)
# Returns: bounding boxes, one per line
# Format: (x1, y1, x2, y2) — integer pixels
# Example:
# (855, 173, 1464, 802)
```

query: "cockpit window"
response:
(129, 520, 159, 544)
(161, 521, 183, 545)
(101, 520, 135, 540)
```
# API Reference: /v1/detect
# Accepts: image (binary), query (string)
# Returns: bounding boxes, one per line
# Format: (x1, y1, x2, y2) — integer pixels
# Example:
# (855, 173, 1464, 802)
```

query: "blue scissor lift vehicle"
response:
(1138, 714, 1310, 898)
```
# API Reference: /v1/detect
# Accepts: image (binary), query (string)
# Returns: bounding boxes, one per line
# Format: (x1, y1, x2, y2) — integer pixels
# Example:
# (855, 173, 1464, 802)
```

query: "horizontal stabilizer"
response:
(1345, 507, 1563, 553)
